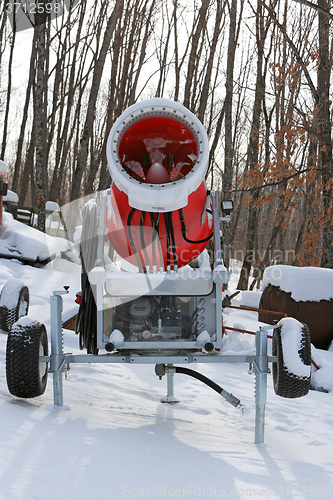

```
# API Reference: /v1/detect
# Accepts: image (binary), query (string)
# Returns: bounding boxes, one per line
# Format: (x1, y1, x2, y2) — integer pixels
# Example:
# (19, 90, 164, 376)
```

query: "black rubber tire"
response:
(0, 279, 29, 332)
(6, 320, 48, 398)
(272, 321, 311, 398)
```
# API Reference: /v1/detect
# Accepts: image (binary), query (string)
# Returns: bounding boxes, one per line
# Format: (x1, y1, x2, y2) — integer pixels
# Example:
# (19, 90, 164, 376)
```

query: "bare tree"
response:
(71, 0, 124, 202)
(1, 6, 16, 160)
(223, 0, 244, 269)
(317, 0, 333, 267)
(34, 2, 49, 231)
(237, 0, 270, 289)
(183, 0, 210, 111)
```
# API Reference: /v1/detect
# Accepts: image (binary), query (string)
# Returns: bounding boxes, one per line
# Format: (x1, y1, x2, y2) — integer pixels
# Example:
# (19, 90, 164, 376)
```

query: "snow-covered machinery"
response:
(4, 98, 313, 444)
(76, 98, 226, 357)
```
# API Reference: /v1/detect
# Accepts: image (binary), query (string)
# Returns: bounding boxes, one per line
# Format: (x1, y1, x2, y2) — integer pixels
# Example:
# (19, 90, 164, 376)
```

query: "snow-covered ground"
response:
(0, 218, 332, 500)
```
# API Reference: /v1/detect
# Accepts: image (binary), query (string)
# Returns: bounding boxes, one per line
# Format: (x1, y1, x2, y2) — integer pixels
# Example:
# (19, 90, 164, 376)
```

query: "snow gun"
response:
(105, 98, 212, 271)
(4, 99, 313, 443)
(75, 98, 231, 356)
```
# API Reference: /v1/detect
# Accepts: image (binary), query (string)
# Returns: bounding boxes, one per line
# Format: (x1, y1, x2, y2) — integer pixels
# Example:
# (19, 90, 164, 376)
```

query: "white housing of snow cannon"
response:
(106, 98, 209, 212)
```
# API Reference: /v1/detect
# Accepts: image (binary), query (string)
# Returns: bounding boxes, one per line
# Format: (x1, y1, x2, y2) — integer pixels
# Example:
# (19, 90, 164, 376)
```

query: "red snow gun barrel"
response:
(106, 98, 212, 272)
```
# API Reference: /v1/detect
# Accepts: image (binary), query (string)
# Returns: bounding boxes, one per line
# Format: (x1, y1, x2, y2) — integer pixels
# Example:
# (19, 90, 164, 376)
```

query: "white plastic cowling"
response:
(106, 98, 209, 212)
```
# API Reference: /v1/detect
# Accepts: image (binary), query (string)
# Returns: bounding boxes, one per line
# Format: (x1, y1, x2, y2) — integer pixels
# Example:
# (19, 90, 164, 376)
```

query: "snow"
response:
(262, 265, 333, 302)
(0, 219, 332, 499)
(311, 364, 333, 393)
(230, 290, 262, 309)
(45, 201, 60, 212)
(197, 248, 210, 270)
(0, 213, 74, 262)
(0, 278, 25, 309)
(13, 316, 38, 328)
(85, 198, 96, 211)
(279, 317, 311, 379)
(196, 330, 211, 345)
(110, 329, 124, 345)
(0, 160, 6, 174)
(3, 189, 19, 203)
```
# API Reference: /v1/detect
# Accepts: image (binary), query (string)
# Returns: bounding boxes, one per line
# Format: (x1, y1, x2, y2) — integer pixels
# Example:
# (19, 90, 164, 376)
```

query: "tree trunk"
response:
(19, 120, 36, 206)
(223, 0, 238, 269)
(48, 0, 87, 202)
(1, 11, 16, 160)
(34, 4, 49, 232)
(237, 1, 265, 290)
(317, 0, 333, 267)
(70, 0, 124, 203)
(183, 0, 210, 111)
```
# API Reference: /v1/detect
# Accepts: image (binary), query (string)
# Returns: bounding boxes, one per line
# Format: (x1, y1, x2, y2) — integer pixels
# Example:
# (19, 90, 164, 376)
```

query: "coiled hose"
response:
(75, 201, 99, 355)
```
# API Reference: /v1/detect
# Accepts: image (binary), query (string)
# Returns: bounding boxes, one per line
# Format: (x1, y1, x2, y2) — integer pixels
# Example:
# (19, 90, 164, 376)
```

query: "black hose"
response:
(140, 211, 149, 273)
(179, 208, 213, 245)
(175, 366, 224, 395)
(149, 212, 157, 271)
(164, 212, 171, 271)
(155, 364, 243, 410)
(155, 214, 164, 270)
(174, 366, 243, 410)
(127, 208, 144, 272)
(190, 307, 200, 331)
(76, 202, 98, 355)
(164, 212, 175, 270)
(167, 212, 178, 270)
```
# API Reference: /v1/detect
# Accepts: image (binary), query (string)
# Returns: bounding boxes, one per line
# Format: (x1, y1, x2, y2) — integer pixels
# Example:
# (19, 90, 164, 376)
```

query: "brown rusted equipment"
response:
(259, 284, 333, 350)
(222, 305, 320, 370)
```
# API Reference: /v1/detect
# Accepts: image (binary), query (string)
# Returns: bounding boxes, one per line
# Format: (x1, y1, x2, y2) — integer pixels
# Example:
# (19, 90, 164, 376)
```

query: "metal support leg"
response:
(254, 327, 269, 444)
(167, 366, 175, 398)
(160, 364, 180, 404)
(50, 292, 67, 406)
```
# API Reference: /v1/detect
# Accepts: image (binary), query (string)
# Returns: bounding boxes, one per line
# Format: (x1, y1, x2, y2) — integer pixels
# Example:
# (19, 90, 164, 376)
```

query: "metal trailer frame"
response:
(93, 191, 225, 353)
(43, 190, 279, 444)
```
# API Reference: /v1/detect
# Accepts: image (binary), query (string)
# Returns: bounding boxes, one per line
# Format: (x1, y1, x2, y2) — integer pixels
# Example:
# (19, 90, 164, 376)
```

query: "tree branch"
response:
(291, 0, 333, 19)
(259, 0, 319, 102)
(230, 166, 318, 193)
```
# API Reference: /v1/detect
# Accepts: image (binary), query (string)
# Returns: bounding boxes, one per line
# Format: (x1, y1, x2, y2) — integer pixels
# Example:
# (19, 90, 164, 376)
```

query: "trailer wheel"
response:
(272, 318, 311, 398)
(0, 279, 29, 332)
(6, 319, 48, 398)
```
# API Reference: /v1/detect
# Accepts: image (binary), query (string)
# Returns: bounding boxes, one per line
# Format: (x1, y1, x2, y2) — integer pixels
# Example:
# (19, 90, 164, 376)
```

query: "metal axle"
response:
(48, 290, 278, 444)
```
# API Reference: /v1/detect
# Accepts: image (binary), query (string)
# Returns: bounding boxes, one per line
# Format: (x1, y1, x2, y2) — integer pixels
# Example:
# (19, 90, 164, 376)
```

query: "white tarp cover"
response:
(262, 265, 333, 302)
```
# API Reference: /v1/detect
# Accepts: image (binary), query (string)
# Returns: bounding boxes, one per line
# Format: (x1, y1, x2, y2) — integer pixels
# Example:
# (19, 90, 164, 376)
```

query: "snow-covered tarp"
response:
(262, 265, 333, 302)
(0, 212, 74, 262)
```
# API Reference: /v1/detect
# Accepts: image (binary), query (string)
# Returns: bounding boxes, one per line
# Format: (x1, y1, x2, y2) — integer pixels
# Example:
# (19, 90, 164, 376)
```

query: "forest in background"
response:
(0, 0, 332, 289)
